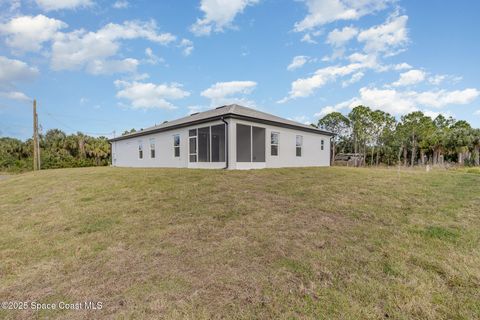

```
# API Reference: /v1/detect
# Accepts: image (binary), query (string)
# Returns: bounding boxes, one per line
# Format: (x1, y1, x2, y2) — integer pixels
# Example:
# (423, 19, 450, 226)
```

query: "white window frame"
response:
(190, 125, 226, 162)
(150, 138, 156, 158)
(138, 140, 143, 159)
(271, 132, 279, 156)
(189, 129, 197, 162)
(173, 134, 180, 158)
(296, 135, 303, 157)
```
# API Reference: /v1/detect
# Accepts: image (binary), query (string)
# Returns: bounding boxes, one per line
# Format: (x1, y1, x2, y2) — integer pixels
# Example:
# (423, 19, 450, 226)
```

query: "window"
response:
(150, 138, 155, 158)
(189, 129, 197, 162)
(173, 134, 180, 157)
(236, 124, 266, 162)
(321, 139, 324, 151)
(198, 127, 210, 162)
(252, 126, 266, 162)
(211, 124, 225, 162)
(296, 135, 303, 157)
(189, 124, 226, 163)
(271, 132, 279, 156)
(138, 140, 143, 159)
(236, 124, 251, 162)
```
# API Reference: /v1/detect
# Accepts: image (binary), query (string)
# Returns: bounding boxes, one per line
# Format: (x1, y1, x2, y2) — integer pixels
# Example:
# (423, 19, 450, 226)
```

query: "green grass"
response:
(0, 166, 479, 319)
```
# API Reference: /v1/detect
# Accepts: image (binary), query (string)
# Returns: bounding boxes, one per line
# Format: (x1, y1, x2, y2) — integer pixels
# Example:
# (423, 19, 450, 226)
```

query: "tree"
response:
(417, 116, 435, 165)
(348, 106, 372, 166)
(428, 115, 452, 165)
(472, 128, 480, 166)
(85, 137, 110, 165)
(122, 128, 137, 136)
(394, 122, 409, 166)
(448, 120, 473, 165)
(368, 110, 396, 166)
(401, 111, 427, 166)
(318, 112, 350, 165)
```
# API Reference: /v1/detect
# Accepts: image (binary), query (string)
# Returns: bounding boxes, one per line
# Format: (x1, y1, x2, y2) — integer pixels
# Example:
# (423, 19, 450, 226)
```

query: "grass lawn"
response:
(0, 167, 479, 319)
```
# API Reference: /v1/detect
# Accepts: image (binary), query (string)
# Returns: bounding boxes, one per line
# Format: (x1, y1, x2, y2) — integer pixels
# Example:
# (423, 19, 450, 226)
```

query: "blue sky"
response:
(1, 0, 479, 140)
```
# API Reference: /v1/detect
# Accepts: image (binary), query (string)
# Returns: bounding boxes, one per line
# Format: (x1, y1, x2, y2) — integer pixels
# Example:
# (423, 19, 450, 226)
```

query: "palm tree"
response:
(472, 128, 480, 166)
(448, 121, 473, 165)
(85, 137, 110, 165)
(318, 112, 350, 165)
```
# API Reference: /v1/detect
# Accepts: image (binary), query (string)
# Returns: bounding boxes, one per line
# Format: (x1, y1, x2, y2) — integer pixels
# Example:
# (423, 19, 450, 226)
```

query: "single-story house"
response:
(109, 104, 333, 169)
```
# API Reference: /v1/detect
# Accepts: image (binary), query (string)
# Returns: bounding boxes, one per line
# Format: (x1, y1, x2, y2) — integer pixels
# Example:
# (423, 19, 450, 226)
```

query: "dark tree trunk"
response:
(410, 136, 416, 166)
(371, 146, 375, 166)
(353, 133, 358, 167)
(474, 148, 480, 166)
(376, 149, 380, 166)
(363, 142, 367, 167)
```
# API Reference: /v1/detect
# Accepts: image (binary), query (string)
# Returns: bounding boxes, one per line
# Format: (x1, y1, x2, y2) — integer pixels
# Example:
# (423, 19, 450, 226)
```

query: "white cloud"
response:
(0, 0, 21, 13)
(0, 91, 31, 102)
(0, 56, 39, 84)
(392, 69, 426, 87)
(279, 53, 381, 102)
(415, 88, 479, 108)
(474, 110, 480, 116)
(393, 62, 412, 70)
(326, 26, 358, 47)
(422, 110, 453, 120)
(287, 56, 310, 71)
(190, 0, 259, 36)
(112, 0, 128, 9)
(201, 80, 256, 99)
(322, 48, 346, 62)
(179, 38, 194, 56)
(294, 0, 390, 32)
(201, 80, 257, 106)
(428, 75, 445, 86)
(0, 56, 38, 103)
(427, 74, 462, 86)
(328, 87, 480, 115)
(144, 47, 163, 65)
(315, 106, 337, 118)
(51, 20, 175, 74)
(35, 0, 92, 11)
(301, 33, 317, 44)
(314, 98, 356, 117)
(279, 64, 359, 102)
(290, 115, 312, 125)
(357, 13, 409, 55)
(0, 15, 67, 52)
(114, 80, 190, 109)
(130, 73, 150, 81)
(187, 105, 209, 115)
(342, 71, 364, 87)
(86, 58, 139, 75)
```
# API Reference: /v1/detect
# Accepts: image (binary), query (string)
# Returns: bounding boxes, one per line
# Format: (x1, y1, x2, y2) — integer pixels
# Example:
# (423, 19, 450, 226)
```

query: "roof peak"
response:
(110, 104, 333, 142)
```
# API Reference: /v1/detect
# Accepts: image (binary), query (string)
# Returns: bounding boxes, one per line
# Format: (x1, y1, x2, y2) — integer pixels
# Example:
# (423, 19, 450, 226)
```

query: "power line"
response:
(43, 111, 115, 136)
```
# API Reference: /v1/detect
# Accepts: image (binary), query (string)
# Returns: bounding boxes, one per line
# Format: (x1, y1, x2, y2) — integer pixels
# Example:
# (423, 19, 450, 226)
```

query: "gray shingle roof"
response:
(110, 104, 333, 141)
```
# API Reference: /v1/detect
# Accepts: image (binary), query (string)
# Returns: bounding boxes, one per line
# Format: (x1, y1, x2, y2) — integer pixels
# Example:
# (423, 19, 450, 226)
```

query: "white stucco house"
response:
(109, 104, 333, 169)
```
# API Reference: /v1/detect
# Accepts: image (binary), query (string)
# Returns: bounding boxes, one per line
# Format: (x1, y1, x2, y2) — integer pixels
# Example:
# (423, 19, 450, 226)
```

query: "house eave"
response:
(109, 113, 334, 142)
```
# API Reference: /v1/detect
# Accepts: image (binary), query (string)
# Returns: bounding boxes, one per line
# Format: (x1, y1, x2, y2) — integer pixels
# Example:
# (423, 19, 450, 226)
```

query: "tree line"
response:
(317, 106, 480, 167)
(0, 129, 110, 172)
(2, 107, 479, 172)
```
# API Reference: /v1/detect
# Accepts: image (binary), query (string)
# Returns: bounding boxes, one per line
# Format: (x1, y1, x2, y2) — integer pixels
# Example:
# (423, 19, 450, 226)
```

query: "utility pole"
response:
(33, 99, 38, 171)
